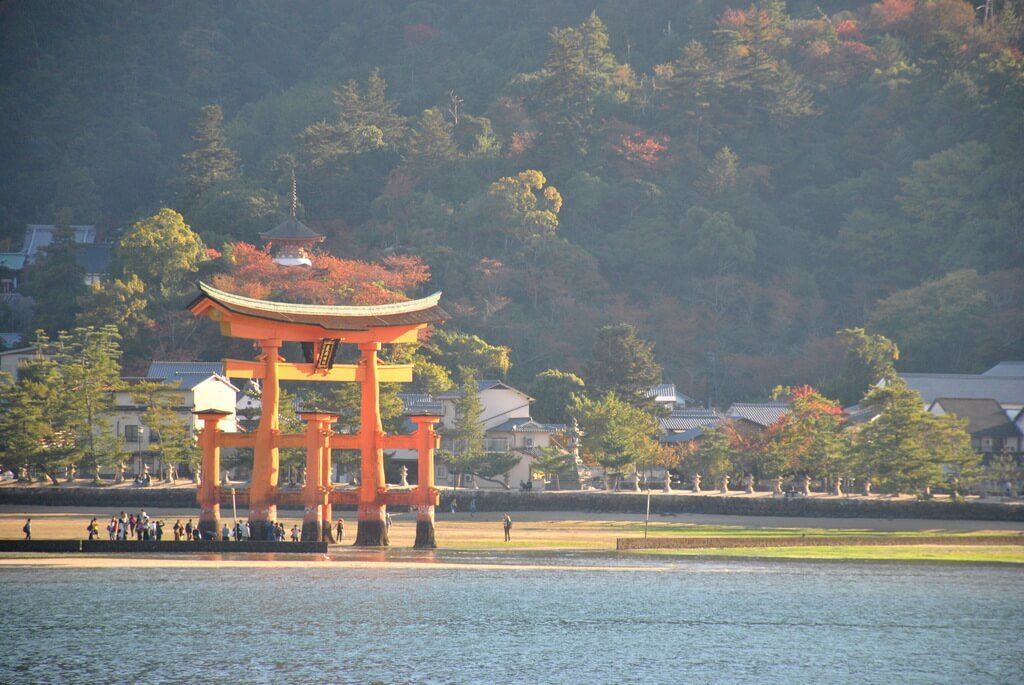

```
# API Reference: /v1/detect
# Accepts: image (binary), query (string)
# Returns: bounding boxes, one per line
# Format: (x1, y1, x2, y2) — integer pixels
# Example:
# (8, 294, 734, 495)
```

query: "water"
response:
(1, 553, 1022, 685)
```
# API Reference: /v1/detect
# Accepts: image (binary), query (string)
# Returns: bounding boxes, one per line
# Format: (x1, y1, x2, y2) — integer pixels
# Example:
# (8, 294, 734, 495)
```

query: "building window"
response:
(524, 437, 534, 448)
(981, 437, 993, 452)
(149, 430, 161, 444)
(484, 437, 508, 453)
(124, 425, 140, 442)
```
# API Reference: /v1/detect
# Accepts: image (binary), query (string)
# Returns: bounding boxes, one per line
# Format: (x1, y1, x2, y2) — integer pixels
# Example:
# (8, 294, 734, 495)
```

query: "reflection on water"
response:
(1, 556, 1022, 685)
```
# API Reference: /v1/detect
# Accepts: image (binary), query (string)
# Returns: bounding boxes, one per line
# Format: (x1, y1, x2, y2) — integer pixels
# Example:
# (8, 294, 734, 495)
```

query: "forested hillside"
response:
(1, 0, 1022, 402)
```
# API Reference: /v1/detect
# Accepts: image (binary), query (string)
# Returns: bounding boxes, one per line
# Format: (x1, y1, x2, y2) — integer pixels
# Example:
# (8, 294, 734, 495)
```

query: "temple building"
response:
(259, 173, 324, 266)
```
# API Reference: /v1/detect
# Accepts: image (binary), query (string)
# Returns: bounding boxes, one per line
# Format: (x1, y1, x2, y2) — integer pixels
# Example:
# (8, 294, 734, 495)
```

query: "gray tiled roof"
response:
(897, 373, 1024, 406)
(660, 427, 706, 443)
(23, 224, 96, 257)
(660, 408, 723, 433)
(930, 398, 1022, 439)
(982, 362, 1024, 377)
(725, 402, 789, 427)
(489, 418, 565, 433)
(147, 361, 226, 390)
(434, 380, 529, 399)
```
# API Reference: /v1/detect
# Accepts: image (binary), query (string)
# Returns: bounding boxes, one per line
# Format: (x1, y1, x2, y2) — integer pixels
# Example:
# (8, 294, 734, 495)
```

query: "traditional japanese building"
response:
(259, 172, 324, 266)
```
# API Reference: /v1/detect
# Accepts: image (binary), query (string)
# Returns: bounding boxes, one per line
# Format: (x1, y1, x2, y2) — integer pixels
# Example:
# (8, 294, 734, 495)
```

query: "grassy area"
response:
(638, 545, 1024, 564)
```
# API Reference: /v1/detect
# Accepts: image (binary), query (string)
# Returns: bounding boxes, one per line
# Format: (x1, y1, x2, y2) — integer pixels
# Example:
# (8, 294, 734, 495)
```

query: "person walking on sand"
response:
(503, 513, 513, 542)
(22, 518, 31, 540)
(87, 518, 100, 540)
(185, 519, 193, 541)
(173, 520, 182, 541)
(335, 518, 344, 543)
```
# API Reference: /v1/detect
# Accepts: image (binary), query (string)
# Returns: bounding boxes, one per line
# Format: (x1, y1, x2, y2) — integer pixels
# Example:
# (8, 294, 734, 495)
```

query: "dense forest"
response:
(1, 0, 1022, 403)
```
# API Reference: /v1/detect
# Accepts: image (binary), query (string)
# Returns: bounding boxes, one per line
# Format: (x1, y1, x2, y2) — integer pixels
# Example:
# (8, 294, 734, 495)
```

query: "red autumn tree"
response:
(212, 242, 431, 305)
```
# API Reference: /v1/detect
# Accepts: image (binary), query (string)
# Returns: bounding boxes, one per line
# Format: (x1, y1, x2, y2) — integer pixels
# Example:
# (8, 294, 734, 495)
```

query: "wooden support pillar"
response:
(299, 411, 336, 542)
(321, 427, 335, 543)
(355, 342, 388, 546)
(250, 338, 281, 540)
(195, 410, 229, 540)
(411, 414, 440, 549)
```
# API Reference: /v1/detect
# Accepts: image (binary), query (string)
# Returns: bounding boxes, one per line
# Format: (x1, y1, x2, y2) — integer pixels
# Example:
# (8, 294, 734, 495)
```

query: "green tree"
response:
(766, 386, 848, 491)
(584, 323, 662, 406)
(116, 208, 206, 299)
(692, 427, 735, 483)
(571, 392, 657, 489)
(302, 69, 408, 166)
(853, 379, 970, 495)
(529, 369, 585, 425)
(427, 330, 511, 381)
(444, 370, 486, 488)
(131, 381, 198, 478)
(76, 275, 151, 341)
(830, 328, 900, 406)
(21, 214, 86, 334)
(403, 107, 459, 188)
(530, 445, 575, 490)
(181, 104, 238, 202)
(480, 170, 562, 249)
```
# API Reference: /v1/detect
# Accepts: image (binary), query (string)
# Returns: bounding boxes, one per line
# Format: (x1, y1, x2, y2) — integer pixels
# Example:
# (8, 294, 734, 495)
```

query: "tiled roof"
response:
(660, 408, 723, 433)
(896, 373, 1024, 406)
(982, 362, 1024, 377)
(844, 404, 881, 425)
(23, 224, 96, 257)
(930, 398, 1022, 439)
(399, 393, 444, 416)
(660, 427, 706, 443)
(190, 281, 447, 332)
(260, 216, 324, 241)
(0, 253, 26, 271)
(434, 380, 529, 399)
(725, 402, 789, 427)
(489, 418, 565, 433)
(146, 361, 228, 390)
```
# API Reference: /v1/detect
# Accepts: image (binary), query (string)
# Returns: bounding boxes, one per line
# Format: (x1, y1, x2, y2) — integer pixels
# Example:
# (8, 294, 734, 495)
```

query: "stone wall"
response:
(2, 486, 1022, 522)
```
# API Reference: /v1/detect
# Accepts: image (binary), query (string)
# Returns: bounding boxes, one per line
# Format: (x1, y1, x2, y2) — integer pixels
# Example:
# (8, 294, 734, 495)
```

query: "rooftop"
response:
(895, 373, 1024, 407)
(982, 362, 1024, 377)
(260, 216, 324, 243)
(189, 281, 448, 332)
(930, 398, 1022, 440)
(725, 402, 790, 428)
(146, 361, 235, 391)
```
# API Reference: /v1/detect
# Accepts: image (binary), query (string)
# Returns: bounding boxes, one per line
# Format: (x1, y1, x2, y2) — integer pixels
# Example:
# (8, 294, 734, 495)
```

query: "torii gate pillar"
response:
(355, 342, 388, 546)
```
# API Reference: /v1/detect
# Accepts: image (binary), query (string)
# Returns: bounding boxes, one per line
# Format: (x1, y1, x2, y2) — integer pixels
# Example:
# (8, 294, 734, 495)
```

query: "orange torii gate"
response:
(188, 282, 448, 547)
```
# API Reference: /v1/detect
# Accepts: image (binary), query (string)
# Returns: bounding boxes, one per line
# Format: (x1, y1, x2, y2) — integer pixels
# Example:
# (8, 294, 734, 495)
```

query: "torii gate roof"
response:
(188, 281, 447, 338)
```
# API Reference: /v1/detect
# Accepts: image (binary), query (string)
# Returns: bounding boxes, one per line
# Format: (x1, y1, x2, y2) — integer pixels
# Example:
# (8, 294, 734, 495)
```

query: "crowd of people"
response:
(42, 512, 350, 543)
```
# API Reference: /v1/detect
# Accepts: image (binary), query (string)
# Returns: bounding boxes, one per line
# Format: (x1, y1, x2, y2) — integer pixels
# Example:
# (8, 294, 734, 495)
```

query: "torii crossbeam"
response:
(188, 282, 448, 547)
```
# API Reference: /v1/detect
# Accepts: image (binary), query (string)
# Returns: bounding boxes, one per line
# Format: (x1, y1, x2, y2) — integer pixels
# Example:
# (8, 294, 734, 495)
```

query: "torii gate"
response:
(188, 282, 448, 547)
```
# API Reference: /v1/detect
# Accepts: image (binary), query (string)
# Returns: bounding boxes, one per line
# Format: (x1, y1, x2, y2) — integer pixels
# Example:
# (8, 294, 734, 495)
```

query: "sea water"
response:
(1, 553, 1021, 684)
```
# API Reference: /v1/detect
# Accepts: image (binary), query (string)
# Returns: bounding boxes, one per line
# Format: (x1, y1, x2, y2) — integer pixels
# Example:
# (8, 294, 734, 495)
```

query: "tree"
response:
(852, 379, 970, 495)
(403, 107, 458, 188)
(530, 445, 575, 490)
(426, 330, 511, 381)
(571, 392, 657, 489)
(0, 362, 80, 483)
(765, 386, 847, 490)
(445, 371, 486, 488)
(181, 104, 238, 202)
(21, 214, 86, 334)
(585, 323, 662, 406)
(830, 328, 900, 406)
(131, 381, 197, 478)
(116, 209, 206, 300)
(692, 428, 734, 483)
(302, 69, 408, 166)
(529, 369, 585, 425)
(76, 275, 151, 341)
(50, 326, 124, 476)
(481, 170, 562, 248)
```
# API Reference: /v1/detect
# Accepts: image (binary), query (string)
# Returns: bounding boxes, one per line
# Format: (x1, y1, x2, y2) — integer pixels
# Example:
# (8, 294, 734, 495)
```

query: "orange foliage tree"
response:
(212, 242, 431, 305)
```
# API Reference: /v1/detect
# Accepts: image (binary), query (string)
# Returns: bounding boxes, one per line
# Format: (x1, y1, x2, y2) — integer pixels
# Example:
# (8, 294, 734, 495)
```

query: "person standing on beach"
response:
(173, 520, 182, 541)
(335, 518, 344, 543)
(503, 513, 513, 542)
(22, 518, 31, 540)
(221, 523, 230, 541)
(184, 519, 193, 541)
(87, 518, 99, 540)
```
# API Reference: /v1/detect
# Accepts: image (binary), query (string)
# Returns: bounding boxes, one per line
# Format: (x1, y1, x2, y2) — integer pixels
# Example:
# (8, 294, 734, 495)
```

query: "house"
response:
(928, 398, 1022, 457)
(646, 383, 694, 412)
(390, 380, 565, 488)
(889, 368, 1024, 418)
(725, 402, 790, 428)
(0, 223, 113, 290)
(659, 407, 723, 437)
(110, 362, 239, 477)
(981, 362, 1024, 377)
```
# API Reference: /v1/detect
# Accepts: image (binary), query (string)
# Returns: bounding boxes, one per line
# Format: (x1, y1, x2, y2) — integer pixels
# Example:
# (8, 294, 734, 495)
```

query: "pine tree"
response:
(22, 212, 86, 334)
(181, 104, 238, 202)
(403, 107, 459, 189)
(445, 370, 485, 487)
(585, 323, 662, 407)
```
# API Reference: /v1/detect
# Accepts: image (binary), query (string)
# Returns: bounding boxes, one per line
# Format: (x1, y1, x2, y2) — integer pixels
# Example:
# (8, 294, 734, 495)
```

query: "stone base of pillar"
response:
(414, 518, 436, 549)
(355, 518, 389, 546)
(198, 514, 220, 541)
(249, 505, 277, 541)
(321, 520, 336, 543)
(301, 519, 322, 542)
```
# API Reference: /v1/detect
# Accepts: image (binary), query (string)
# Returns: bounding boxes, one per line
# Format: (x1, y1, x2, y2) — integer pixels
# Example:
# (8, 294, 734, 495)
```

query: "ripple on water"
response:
(0, 558, 1022, 685)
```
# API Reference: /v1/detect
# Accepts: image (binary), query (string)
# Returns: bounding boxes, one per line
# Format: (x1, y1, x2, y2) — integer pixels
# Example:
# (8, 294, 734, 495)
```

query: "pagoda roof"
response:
(189, 281, 447, 332)
(259, 216, 324, 242)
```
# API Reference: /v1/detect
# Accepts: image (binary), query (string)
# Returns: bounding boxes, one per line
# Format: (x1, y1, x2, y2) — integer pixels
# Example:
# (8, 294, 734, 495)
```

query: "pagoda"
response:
(259, 171, 323, 266)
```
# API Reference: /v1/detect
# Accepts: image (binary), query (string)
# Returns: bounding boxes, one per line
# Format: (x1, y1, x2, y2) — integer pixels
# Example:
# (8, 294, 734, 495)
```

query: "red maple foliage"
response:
(835, 19, 863, 41)
(212, 242, 431, 305)
(614, 131, 670, 164)
(871, 0, 916, 29)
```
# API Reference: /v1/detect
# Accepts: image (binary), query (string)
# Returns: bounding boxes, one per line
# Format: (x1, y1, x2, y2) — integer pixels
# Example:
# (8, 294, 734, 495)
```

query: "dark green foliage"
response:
(2, 1, 1022, 400)
(21, 217, 86, 335)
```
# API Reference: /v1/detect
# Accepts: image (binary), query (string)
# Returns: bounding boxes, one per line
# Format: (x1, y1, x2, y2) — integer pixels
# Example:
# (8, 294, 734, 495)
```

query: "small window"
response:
(484, 437, 508, 453)
(124, 425, 140, 442)
(524, 437, 534, 448)
(149, 430, 161, 444)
